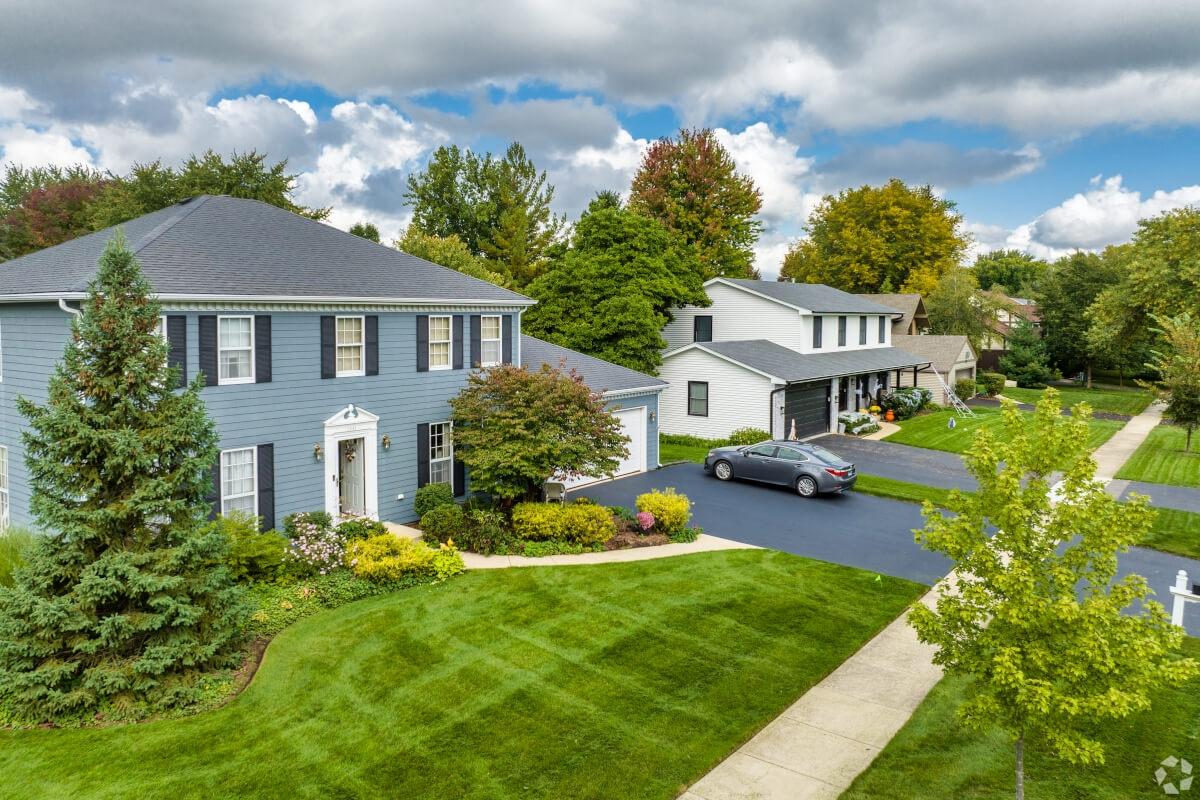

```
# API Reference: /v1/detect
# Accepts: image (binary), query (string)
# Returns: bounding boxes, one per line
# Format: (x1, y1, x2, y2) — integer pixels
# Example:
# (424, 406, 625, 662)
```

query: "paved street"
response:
(810, 434, 976, 491)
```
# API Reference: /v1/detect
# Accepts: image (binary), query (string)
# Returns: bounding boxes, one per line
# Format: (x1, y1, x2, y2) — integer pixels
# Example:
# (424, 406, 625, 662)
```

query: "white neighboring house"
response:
(658, 279, 931, 440)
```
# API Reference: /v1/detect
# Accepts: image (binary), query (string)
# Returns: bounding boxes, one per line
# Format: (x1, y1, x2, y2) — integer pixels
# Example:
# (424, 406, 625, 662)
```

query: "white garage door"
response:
(563, 406, 647, 489)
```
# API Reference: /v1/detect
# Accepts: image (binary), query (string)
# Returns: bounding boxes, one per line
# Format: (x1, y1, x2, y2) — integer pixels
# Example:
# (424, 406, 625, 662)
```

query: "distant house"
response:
(891, 335, 977, 401)
(980, 290, 1041, 370)
(655, 279, 930, 440)
(0, 195, 664, 529)
(855, 293, 929, 335)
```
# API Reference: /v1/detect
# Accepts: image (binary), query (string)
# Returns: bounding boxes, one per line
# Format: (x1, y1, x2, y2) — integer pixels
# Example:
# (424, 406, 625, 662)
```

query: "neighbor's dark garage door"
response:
(783, 381, 830, 439)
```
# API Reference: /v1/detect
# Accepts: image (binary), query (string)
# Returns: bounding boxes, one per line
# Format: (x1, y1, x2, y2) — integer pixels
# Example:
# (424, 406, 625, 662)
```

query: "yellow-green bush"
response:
(636, 488, 691, 535)
(345, 534, 464, 582)
(512, 502, 567, 541)
(562, 503, 616, 546)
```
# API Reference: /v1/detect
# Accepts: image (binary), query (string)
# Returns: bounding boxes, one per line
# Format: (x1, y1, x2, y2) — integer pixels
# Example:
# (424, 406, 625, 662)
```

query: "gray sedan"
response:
(703, 440, 857, 497)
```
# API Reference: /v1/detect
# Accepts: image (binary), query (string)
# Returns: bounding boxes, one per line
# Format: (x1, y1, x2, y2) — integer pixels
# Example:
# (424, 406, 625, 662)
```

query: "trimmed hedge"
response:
(511, 502, 616, 546)
(980, 372, 1006, 397)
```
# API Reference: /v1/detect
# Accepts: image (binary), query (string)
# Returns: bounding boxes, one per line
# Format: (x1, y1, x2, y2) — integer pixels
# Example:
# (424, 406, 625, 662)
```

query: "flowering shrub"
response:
(838, 411, 880, 436)
(283, 520, 345, 577)
(879, 387, 934, 420)
(636, 489, 691, 536)
(335, 515, 388, 541)
(636, 511, 655, 531)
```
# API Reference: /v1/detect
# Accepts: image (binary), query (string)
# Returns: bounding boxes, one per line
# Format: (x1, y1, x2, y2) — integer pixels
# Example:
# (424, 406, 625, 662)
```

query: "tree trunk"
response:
(1015, 732, 1025, 800)
(1086, 362, 1093, 389)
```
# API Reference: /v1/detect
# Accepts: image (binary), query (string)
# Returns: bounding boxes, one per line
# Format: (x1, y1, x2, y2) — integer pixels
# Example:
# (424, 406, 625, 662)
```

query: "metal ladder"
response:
(931, 365, 976, 417)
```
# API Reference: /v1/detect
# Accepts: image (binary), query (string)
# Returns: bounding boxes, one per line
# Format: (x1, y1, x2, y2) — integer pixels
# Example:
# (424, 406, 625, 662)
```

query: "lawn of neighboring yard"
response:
(890, 407, 1124, 455)
(1001, 384, 1154, 416)
(842, 637, 1200, 800)
(1116, 424, 1200, 488)
(660, 434, 716, 465)
(0, 550, 924, 800)
(1144, 506, 1200, 560)
(853, 474, 958, 508)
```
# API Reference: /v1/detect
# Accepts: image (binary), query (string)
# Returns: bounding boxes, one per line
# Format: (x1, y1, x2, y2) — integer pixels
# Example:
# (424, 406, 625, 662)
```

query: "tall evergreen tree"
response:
(0, 235, 246, 723)
(1000, 320, 1057, 388)
(1035, 251, 1121, 385)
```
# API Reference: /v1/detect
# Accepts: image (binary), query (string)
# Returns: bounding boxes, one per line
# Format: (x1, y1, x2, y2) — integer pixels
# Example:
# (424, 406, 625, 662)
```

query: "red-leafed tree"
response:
(628, 128, 763, 280)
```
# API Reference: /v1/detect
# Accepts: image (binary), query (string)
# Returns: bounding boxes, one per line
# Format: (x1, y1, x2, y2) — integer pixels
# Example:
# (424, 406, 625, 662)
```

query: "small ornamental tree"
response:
(1141, 313, 1200, 451)
(909, 391, 1198, 800)
(0, 234, 246, 724)
(449, 363, 629, 504)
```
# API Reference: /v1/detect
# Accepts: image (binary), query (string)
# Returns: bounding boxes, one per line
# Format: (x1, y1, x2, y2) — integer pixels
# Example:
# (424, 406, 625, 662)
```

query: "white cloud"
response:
(715, 122, 818, 224)
(0, 123, 95, 169)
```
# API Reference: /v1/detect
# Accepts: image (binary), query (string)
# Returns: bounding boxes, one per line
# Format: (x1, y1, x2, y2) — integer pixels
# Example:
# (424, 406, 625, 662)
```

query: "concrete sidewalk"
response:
(1093, 402, 1164, 479)
(681, 578, 952, 800)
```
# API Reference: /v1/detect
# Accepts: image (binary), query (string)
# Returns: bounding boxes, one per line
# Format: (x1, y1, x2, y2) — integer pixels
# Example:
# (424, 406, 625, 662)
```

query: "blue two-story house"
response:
(0, 195, 663, 529)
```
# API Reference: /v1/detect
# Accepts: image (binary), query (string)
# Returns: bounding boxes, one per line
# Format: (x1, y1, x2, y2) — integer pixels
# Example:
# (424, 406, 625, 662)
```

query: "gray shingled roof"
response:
(521, 335, 666, 395)
(678, 340, 931, 383)
(855, 293, 927, 329)
(891, 334, 975, 373)
(723, 279, 902, 315)
(0, 195, 531, 305)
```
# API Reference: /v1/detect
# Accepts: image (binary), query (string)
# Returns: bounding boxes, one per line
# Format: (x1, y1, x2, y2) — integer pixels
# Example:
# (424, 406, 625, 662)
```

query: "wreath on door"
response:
(342, 441, 358, 463)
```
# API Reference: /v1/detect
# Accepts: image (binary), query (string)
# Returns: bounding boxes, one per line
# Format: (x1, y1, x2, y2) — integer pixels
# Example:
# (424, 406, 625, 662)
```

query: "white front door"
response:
(563, 406, 647, 489)
(338, 437, 366, 516)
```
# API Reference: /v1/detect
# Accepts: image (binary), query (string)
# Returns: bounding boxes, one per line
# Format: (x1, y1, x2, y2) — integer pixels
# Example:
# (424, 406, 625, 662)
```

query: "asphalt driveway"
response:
(810, 433, 976, 491)
(576, 464, 1200, 636)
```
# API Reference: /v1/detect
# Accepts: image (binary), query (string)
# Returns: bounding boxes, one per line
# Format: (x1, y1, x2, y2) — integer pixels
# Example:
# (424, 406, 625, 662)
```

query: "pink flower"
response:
(636, 511, 655, 531)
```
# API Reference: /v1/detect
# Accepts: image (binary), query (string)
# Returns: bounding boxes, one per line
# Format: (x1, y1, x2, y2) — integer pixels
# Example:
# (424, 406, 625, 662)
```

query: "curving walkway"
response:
(383, 521, 756, 570)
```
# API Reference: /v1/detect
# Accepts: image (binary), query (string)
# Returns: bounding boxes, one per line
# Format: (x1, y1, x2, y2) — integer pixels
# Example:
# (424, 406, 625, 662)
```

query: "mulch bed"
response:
(604, 530, 670, 550)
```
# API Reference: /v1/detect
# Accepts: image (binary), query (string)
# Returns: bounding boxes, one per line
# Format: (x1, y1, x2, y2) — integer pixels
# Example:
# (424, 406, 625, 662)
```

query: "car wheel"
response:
(713, 460, 733, 481)
(796, 476, 818, 497)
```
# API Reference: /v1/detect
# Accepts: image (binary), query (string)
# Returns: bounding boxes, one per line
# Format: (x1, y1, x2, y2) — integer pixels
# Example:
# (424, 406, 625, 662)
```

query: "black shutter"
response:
(502, 315, 513, 364)
(694, 315, 713, 342)
(416, 315, 429, 372)
(812, 316, 822, 349)
(320, 316, 336, 379)
(879, 315, 887, 344)
(453, 457, 466, 498)
(207, 458, 221, 520)
(257, 444, 275, 531)
(198, 315, 218, 386)
(838, 316, 847, 347)
(255, 315, 272, 383)
(470, 315, 482, 368)
(452, 315, 464, 369)
(365, 316, 379, 376)
(416, 423, 430, 488)
(859, 315, 867, 345)
(166, 315, 187, 388)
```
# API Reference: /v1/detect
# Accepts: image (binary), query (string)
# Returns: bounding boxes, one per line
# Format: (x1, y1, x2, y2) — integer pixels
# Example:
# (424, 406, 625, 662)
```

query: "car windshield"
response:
(806, 446, 849, 466)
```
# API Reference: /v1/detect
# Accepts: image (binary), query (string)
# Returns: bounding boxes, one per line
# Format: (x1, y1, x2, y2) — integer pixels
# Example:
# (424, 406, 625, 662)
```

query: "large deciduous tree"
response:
(628, 128, 763, 280)
(395, 226, 511, 288)
(780, 179, 968, 295)
(1035, 251, 1122, 385)
(910, 392, 1197, 800)
(449, 363, 629, 505)
(1142, 313, 1200, 451)
(524, 195, 708, 373)
(0, 235, 246, 724)
(971, 249, 1048, 293)
(404, 143, 564, 287)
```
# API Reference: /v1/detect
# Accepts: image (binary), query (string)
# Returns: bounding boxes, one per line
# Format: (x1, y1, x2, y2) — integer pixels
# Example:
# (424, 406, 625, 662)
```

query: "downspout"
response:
(58, 298, 81, 317)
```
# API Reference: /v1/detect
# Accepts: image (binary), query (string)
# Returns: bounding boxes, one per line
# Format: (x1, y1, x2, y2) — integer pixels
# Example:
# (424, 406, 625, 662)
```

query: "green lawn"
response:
(1144, 506, 1200, 560)
(853, 474, 958, 508)
(0, 550, 924, 800)
(842, 637, 1200, 800)
(1116, 424, 1200, 488)
(660, 435, 716, 465)
(1001, 385, 1154, 416)
(890, 407, 1124, 455)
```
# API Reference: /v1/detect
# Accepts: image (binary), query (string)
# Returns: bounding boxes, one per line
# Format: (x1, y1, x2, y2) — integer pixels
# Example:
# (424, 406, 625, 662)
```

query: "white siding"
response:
(663, 282, 805, 351)
(658, 348, 777, 439)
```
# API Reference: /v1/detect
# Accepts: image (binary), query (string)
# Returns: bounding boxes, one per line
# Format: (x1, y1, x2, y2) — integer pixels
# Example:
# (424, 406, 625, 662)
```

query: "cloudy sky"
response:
(2, 0, 1199, 277)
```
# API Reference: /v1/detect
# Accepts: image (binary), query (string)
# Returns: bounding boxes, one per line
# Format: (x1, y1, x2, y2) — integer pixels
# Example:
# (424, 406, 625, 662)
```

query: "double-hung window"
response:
(428, 315, 452, 370)
(218, 316, 254, 384)
(688, 381, 709, 417)
(220, 447, 256, 517)
(812, 316, 822, 349)
(429, 422, 454, 487)
(0, 445, 8, 531)
(336, 316, 365, 377)
(859, 316, 867, 345)
(480, 315, 502, 367)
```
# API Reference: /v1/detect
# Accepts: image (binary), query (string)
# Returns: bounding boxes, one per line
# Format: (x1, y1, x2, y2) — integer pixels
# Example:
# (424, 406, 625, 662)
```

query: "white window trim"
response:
(219, 447, 257, 517)
(335, 315, 366, 378)
(428, 314, 452, 371)
(480, 314, 502, 367)
(429, 420, 455, 491)
(0, 445, 8, 531)
(217, 315, 255, 386)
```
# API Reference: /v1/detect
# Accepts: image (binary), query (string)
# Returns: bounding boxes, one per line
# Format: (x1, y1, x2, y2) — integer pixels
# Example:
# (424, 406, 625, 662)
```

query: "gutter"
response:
(2, 292, 534, 307)
(57, 298, 81, 316)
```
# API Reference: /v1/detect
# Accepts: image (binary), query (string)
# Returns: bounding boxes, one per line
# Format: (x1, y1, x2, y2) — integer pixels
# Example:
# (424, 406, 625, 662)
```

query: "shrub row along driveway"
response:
(578, 463, 1200, 636)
